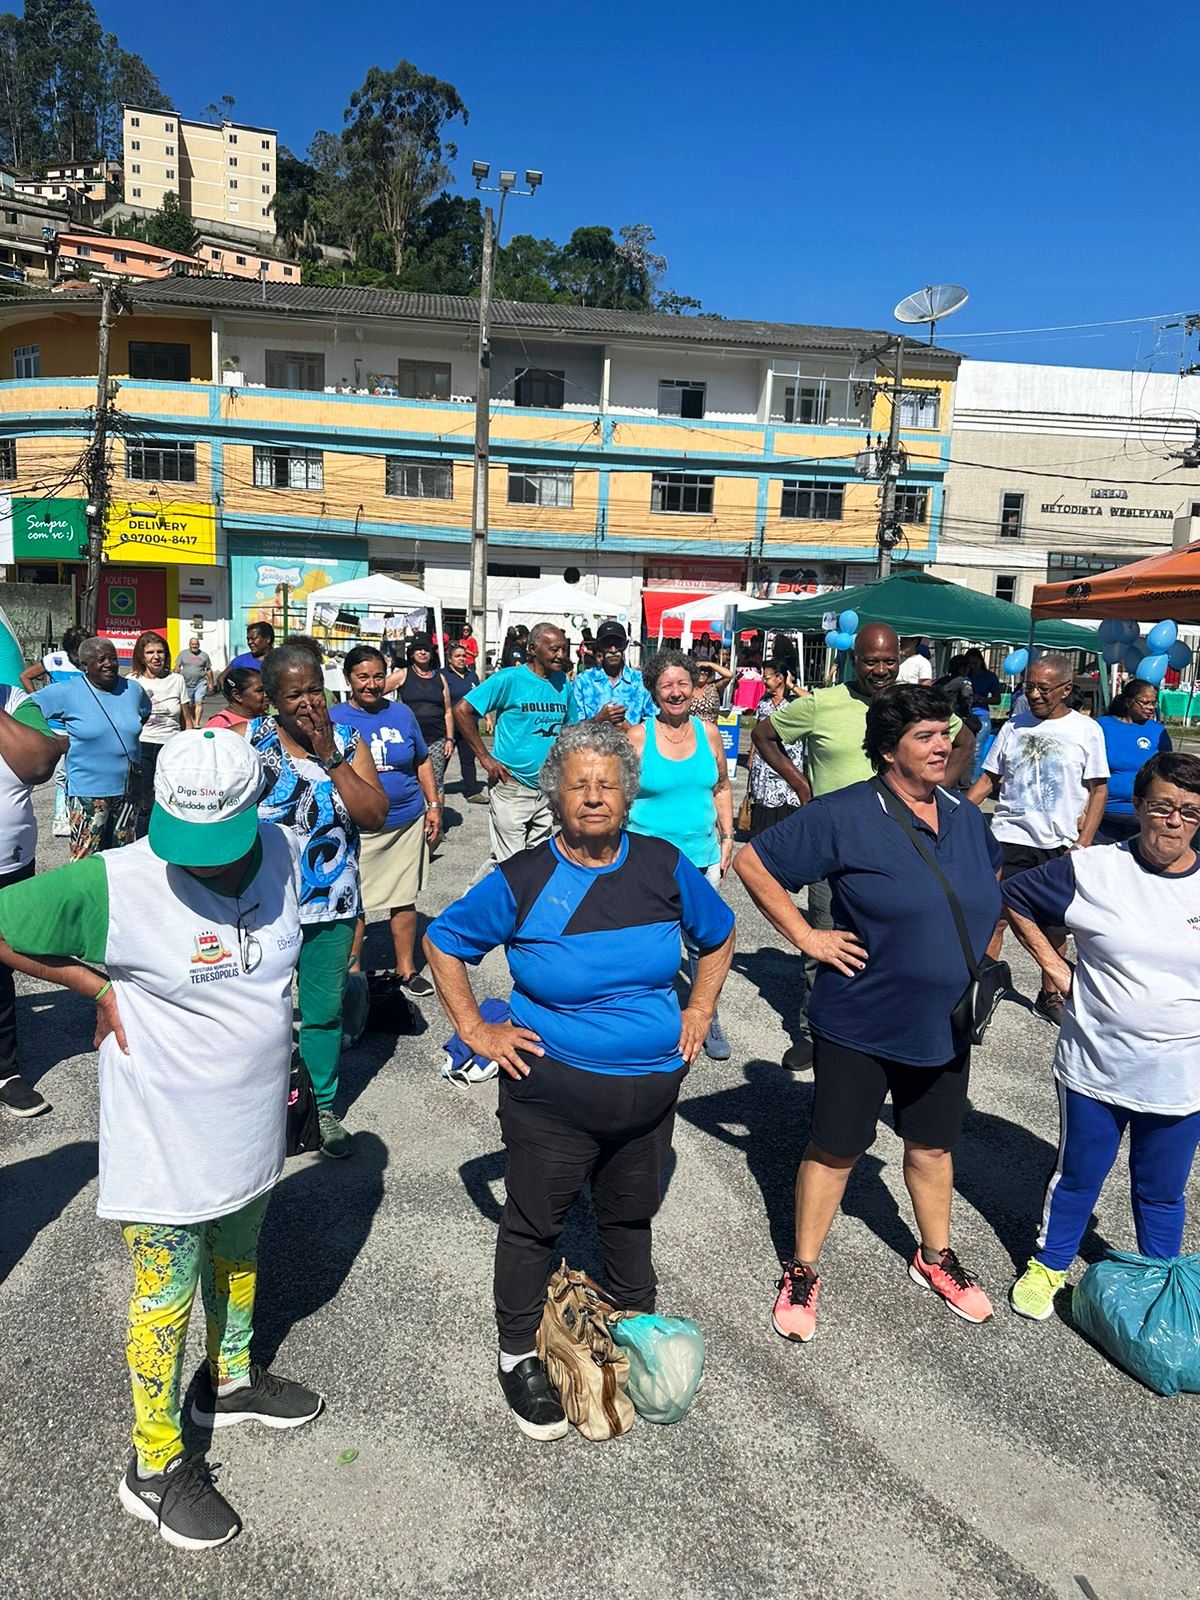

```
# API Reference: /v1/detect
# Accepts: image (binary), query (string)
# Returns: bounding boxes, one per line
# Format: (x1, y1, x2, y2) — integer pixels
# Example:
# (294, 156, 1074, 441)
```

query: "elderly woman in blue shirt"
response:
(424, 718, 734, 1442)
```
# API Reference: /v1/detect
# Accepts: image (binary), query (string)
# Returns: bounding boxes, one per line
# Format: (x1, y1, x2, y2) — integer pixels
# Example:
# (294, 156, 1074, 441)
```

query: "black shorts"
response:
(999, 842, 1068, 940)
(809, 1036, 970, 1159)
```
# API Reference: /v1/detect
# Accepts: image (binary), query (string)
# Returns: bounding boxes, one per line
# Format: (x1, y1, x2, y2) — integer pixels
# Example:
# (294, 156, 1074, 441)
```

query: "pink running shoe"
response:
(908, 1247, 993, 1324)
(772, 1261, 821, 1342)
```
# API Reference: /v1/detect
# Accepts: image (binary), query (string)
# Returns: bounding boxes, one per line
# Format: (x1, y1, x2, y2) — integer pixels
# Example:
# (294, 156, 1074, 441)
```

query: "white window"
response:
(261, 185, 269, 195)
(130, 139, 140, 151)
(235, 254, 246, 265)
(112, 249, 127, 263)
(508, 467, 574, 507)
(164, 121, 174, 132)
(126, 441, 196, 483)
(265, 349, 325, 389)
(262, 162, 270, 172)
(228, 133, 238, 145)
(131, 187, 141, 198)
(165, 144, 174, 156)
(397, 358, 451, 401)
(262, 138, 270, 150)
(283, 266, 294, 277)
(229, 200, 239, 211)
(13, 344, 39, 379)
(0, 439, 14, 478)
(229, 179, 237, 190)
(253, 446, 323, 490)
(130, 116, 140, 127)
(260, 208, 268, 217)
(898, 390, 941, 429)
(165, 169, 174, 181)
(770, 377, 828, 425)
(386, 458, 453, 499)
(995, 573, 1018, 605)
(894, 485, 929, 523)
(210, 249, 220, 259)
(76, 245, 91, 257)
(229, 157, 237, 168)
(781, 480, 844, 520)
(999, 491, 1025, 539)
(131, 164, 140, 174)
(657, 379, 706, 419)
(650, 472, 714, 514)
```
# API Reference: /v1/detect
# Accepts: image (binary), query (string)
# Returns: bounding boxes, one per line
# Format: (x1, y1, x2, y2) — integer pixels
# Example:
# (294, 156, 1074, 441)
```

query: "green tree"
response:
(341, 61, 467, 276)
(145, 192, 194, 254)
(0, 13, 33, 169)
(20, 0, 103, 163)
(97, 34, 167, 157)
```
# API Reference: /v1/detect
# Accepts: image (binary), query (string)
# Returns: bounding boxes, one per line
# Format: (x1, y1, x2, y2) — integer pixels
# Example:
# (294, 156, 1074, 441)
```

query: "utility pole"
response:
(81, 279, 124, 633)
(877, 336, 905, 581)
(466, 164, 542, 674)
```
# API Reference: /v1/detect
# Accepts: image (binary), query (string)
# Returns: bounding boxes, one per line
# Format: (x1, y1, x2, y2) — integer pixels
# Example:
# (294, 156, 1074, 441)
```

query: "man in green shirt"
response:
(750, 623, 971, 1068)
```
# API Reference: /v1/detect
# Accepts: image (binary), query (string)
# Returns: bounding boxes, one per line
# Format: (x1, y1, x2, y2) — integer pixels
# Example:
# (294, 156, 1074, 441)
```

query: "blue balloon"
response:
(1167, 640, 1194, 670)
(824, 630, 840, 650)
(1124, 647, 1145, 673)
(838, 609, 859, 635)
(1102, 641, 1125, 665)
(1147, 619, 1178, 653)
(1120, 620, 1141, 644)
(834, 630, 856, 652)
(1003, 648, 1029, 676)
(1098, 618, 1122, 645)
(1136, 653, 1169, 686)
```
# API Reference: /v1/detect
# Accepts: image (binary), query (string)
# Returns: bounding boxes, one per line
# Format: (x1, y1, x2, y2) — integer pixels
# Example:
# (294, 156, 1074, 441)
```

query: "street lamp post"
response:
(468, 163, 542, 674)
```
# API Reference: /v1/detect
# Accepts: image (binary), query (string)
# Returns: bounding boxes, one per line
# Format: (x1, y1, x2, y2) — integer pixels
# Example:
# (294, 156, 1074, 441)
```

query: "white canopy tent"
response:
(498, 581, 629, 647)
(655, 590, 784, 651)
(304, 573, 445, 657)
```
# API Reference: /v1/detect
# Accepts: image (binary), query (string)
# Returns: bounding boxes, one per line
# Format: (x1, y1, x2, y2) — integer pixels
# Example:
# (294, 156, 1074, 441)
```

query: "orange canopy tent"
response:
(1031, 540, 1200, 622)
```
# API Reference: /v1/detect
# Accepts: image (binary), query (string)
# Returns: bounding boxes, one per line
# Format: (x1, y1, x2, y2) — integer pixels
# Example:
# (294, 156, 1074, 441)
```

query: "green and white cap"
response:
(149, 728, 264, 868)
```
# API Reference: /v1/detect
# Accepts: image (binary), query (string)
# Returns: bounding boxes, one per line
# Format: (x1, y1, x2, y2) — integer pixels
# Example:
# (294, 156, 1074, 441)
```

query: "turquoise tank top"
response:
(628, 716, 719, 868)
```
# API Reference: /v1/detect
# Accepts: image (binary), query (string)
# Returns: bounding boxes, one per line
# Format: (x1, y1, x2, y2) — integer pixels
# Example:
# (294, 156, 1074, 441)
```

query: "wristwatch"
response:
(320, 750, 345, 773)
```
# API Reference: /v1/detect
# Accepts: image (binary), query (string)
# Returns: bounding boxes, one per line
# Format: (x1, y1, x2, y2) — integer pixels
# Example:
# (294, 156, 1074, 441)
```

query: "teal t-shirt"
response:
(464, 665, 569, 789)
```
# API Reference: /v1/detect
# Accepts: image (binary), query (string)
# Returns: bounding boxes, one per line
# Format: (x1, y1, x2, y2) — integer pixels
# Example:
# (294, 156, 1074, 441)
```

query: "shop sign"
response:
(105, 501, 217, 564)
(1039, 500, 1172, 521)
(97, 568, 168, 658)
(644, 556, 744, 590)
(14, 497, 88, 561)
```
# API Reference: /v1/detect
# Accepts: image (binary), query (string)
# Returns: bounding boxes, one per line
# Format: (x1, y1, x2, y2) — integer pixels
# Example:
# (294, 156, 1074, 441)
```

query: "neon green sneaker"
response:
(1009, 1258, 1067, 1321)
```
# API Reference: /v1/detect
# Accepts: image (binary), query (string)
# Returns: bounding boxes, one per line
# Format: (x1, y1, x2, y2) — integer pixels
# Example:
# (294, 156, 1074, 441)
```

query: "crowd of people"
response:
(1, 606, 1194, 1549)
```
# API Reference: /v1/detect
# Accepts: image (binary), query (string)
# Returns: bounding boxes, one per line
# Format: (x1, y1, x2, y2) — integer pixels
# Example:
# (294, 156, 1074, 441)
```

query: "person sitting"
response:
(735, 684, 1002, 1344)
(424, 720, 734, 1441)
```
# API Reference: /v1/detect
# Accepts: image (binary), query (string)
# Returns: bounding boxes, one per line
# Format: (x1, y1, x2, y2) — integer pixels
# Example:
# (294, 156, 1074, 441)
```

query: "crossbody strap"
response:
(871, 776, 980, 982)
(81, 673, 137, 761)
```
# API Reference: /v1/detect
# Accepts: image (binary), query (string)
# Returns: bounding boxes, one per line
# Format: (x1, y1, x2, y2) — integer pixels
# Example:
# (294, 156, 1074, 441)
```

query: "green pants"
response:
(122, 1192, 270, 1474)
(298, 919, 356, 1109)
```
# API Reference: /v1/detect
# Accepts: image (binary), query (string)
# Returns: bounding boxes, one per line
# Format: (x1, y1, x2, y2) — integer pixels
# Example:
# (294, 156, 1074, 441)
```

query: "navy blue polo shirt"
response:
(427, 831, 734, 1075)
(752, 780, 1003, 1066)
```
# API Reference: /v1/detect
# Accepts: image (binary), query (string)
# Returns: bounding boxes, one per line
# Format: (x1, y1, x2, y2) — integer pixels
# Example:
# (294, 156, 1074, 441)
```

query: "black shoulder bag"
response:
(872, 778, 1010, 1051)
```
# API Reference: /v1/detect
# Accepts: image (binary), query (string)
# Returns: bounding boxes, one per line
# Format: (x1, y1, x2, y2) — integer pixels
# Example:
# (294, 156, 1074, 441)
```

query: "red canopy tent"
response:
(1031, 540, 1200, 623)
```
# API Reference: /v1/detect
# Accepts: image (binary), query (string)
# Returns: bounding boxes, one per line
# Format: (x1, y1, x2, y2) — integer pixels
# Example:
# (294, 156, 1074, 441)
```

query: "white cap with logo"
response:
(149, 729, 265, 868)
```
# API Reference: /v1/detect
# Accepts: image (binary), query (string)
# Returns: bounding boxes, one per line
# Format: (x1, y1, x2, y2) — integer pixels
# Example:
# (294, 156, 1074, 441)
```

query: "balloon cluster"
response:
(824, 610, 859, 653)
(1098, 618, 1192, 686)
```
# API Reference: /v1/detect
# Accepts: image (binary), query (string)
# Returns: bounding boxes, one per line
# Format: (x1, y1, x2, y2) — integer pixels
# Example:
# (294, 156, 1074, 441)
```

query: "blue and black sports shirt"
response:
(427, 831, 734, 1076)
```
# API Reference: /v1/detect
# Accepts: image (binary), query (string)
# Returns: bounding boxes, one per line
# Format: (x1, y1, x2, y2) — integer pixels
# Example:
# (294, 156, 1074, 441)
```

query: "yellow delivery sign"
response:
(105, 501, 216, 565)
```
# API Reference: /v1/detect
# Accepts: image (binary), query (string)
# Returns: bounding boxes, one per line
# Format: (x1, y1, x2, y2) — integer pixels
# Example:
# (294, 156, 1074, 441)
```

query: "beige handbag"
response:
(536, 1262, 636, 1441)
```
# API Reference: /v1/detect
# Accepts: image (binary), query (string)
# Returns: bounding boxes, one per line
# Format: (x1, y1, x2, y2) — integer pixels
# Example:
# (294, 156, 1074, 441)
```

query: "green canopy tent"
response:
(739, 570, 1099, 653)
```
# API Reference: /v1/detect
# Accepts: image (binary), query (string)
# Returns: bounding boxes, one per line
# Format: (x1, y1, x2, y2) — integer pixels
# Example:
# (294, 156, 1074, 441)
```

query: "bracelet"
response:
(95, 980, 112, 1002)
(427, 803, 441, 810)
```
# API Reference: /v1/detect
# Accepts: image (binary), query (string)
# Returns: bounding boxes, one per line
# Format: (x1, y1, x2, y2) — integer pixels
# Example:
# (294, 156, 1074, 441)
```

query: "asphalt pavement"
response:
(2, 774, 1199, 1600)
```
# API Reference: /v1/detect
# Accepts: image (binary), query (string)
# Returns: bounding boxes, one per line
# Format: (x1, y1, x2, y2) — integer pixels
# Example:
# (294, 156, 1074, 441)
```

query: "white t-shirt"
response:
(985, 708, 1109, 848)
(132, 671, 186, 746)
(0, 825, 303, 1223)
(1003, 843, 1200, 1114)
(898, 654, 933, 685)
(0, 683, 40, 877)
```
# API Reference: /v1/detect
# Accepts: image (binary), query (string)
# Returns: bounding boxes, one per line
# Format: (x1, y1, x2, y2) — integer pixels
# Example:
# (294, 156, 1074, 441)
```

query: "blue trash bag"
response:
(610, 1313, 705, 1424)
(1072, 1250, 1200, 1397)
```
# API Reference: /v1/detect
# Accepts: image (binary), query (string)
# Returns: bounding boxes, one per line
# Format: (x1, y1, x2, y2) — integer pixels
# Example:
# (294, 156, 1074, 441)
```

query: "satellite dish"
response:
(893, 284, 969, 345)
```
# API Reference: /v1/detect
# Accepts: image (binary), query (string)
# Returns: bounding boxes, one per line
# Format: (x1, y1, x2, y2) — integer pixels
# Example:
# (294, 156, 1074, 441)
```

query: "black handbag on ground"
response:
(872, 778, 1010, 1051)
(286, 1058, 321, 1156)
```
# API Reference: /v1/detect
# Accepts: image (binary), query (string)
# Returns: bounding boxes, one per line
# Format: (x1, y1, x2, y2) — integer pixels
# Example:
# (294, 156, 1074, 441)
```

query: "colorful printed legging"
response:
(122, 1192, 270, 1473)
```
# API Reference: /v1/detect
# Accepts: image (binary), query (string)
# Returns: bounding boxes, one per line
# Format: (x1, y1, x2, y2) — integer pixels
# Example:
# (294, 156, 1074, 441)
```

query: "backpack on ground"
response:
(536, 1262, 635, 1441)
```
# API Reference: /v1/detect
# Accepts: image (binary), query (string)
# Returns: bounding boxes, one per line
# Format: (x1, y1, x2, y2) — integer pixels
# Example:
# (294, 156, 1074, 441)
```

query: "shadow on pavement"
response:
(248, 1129, 389, 1370)
(16, 989, 98, 1088)
(0, 1140, 97, 1284)
(728, 945, 804, 1035)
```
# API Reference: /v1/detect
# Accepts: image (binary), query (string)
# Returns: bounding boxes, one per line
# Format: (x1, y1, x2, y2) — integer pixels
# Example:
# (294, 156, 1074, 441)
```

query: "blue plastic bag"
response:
(610, 1313, 705, 1424)
(1072, 1250, 1200, 1396)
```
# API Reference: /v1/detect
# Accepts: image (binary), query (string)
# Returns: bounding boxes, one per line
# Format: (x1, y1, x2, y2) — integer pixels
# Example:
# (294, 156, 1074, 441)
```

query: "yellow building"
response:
(0, 278, 959, 664)
(123, 107, 277, 238)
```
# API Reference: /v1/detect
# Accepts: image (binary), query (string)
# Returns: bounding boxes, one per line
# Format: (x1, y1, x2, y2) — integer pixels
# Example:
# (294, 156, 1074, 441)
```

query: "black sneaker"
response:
(398, 972, 435, 999)
(191, 1363, 324, 1431)
(1034, 989, 1065, 1028)
(118, 1453, 240, 1551)
(497, 1356, 569, 1441)
(781, 1038, 814, 1074)
(0, 1073, 49, 1117)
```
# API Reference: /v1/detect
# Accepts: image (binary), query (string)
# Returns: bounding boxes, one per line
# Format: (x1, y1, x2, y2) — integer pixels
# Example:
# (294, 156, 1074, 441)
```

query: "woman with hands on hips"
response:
(423, 719, 734, 1442)
(242, 643, 387, 1161)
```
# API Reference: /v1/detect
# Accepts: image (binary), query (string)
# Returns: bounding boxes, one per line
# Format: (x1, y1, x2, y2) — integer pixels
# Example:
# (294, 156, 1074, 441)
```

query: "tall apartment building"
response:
(122, 107, 277, 237)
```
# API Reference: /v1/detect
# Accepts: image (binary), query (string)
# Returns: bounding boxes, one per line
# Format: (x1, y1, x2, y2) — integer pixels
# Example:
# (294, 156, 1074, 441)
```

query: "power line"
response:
(952, 311, 1192, 340)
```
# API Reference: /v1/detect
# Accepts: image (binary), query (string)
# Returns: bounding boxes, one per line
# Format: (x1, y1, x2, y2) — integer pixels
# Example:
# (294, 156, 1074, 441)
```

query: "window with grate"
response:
(507, 467, 574, 507)
(126, 441, 196, 482)
(780, 480, 845, 520)
(0, 439, 15, 478)
(650, 473, 714, 514)
(898, 390, 941, 429)
(253, 446, 323, 490)
(386, 458, 453, 499)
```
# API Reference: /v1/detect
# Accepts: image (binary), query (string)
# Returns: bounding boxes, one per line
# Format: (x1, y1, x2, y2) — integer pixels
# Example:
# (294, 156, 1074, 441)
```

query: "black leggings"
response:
(135, 740, 162, 841)
(493, 1055, 685, 1353)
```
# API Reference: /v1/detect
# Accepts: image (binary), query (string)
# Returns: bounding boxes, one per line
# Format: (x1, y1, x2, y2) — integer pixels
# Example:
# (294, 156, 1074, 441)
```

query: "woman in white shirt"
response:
(130, 631, 188, 840)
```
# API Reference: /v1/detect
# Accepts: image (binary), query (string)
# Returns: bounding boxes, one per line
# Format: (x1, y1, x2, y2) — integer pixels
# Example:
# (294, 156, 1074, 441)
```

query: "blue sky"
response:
(100, 0, 1199, 369)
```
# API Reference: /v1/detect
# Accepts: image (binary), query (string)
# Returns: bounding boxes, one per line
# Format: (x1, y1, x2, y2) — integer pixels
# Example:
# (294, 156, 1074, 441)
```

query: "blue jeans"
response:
(1037, 1083, 1200, 1270)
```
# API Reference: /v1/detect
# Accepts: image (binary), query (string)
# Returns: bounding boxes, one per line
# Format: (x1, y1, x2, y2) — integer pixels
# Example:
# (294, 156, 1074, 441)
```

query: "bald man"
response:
(750, 622, 972, 1068)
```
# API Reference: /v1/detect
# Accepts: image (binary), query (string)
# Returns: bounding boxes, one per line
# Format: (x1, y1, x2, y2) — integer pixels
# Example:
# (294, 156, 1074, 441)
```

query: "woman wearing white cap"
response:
(0, 729, 322, 1553)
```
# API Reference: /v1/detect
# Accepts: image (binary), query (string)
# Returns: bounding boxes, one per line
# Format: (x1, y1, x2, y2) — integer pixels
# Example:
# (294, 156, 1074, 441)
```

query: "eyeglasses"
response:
(1026, 683, 1069, 697)
(236, 901, 262, 974)
(1142, 802, 1200, 826)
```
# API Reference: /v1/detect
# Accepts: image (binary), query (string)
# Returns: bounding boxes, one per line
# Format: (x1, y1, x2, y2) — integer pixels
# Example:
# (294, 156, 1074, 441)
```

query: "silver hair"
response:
(527, 620, 564, 650)
(541, 719, 641, 820)
(1031, 652, 1074, 684)
(76, 635, 110, 666)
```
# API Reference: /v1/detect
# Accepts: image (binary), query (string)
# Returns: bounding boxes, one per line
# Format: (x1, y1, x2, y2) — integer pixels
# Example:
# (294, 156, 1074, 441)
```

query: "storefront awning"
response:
(642, 589, 718, 638)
